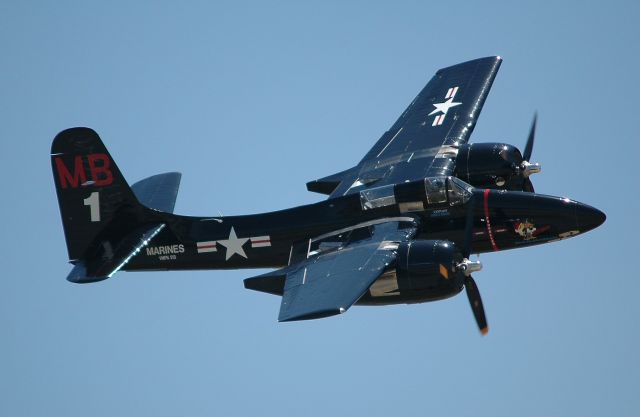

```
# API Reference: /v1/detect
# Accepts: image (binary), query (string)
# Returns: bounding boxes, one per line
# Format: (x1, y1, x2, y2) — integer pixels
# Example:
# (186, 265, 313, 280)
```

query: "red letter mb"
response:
(55, 156, 86, 189)
(87, 153, 113, 186)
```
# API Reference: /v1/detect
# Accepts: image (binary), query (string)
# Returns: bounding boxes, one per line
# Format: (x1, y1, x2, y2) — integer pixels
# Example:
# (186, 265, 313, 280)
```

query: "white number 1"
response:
(83, 192, 101, 222)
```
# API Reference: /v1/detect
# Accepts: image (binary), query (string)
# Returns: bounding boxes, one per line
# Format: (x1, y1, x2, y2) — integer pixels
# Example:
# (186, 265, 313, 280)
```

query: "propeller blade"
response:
(523, 177, 535, 193)
(465, 276, 488, 335)
(523, 113, 537, 161)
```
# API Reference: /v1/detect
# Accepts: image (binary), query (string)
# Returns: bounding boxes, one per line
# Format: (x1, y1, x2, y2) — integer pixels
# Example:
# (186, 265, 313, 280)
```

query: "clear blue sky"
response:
(1, 1, 638, 416)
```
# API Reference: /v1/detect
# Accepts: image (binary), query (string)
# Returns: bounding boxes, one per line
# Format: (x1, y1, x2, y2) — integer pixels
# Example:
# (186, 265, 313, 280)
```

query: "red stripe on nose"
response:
(483, 189, 499, 251)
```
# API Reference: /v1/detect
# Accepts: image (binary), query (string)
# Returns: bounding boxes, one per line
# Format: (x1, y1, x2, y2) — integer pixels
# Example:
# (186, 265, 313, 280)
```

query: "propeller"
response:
(519, 114, 541, 186)
(457, 191, 488, 335)
(523, 112, 536, 162)
(522, 177, 535, 193)
(465, 275, 488, 335)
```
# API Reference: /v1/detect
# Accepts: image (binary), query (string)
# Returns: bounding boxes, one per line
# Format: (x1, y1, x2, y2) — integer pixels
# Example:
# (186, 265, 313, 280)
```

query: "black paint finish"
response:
(51, 57, 606, 329)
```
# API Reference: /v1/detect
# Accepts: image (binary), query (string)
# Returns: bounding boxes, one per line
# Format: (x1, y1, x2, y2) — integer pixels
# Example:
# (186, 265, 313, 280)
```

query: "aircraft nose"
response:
(575, 202, 606, 232)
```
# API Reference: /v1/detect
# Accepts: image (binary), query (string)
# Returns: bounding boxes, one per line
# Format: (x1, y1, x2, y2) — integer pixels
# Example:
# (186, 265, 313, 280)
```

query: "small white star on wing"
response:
(428, 97, 462, 116)
(217, 227, 249, 260)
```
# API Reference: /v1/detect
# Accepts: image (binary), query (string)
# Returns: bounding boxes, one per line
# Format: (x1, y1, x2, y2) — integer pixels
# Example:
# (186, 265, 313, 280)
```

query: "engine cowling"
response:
(396, 240, 464, 291)
(454, 142, 524, 189)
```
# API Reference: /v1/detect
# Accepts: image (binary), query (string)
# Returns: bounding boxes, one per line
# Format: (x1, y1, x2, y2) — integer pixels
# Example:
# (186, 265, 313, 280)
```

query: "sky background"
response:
(1, 1, 639, 416)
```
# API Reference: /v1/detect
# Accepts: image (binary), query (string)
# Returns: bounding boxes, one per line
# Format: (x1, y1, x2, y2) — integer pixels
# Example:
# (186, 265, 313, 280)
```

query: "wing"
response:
(325, 56, 502, 198)
(277, 218, 418, 322)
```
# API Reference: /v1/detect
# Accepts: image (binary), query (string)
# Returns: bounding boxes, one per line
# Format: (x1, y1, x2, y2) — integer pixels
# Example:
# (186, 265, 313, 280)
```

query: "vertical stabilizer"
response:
(51, 127, 141, 262)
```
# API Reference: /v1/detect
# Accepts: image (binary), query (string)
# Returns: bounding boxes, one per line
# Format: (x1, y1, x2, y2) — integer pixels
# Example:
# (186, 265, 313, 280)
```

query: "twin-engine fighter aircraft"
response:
(51, 56, 605, 334)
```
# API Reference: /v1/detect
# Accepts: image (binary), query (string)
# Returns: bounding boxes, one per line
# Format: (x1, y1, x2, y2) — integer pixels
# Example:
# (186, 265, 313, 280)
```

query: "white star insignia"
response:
(429, 97, 462, 116)
(217, 227, 249, 260)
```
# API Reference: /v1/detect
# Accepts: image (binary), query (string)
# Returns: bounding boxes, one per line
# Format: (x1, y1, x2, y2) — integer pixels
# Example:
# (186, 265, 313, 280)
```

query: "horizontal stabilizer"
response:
(132, 172, 182, 213)
(244, 271, 286, 296)
(306, 166, 356, 195)
(67, 223, 166, 283)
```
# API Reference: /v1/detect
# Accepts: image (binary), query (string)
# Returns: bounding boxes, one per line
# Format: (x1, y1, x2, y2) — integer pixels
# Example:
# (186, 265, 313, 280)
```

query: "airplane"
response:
(51, 56, 605, 334)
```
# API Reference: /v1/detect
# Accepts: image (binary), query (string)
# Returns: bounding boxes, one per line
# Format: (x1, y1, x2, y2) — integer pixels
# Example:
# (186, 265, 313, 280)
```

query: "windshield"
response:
(360, 176, 473, 211)
(424, 177, 447, 204)
(447, 177, 473, 205)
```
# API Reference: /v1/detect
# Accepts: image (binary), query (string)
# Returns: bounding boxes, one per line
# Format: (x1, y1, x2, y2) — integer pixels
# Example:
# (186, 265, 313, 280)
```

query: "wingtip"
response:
(279, 308, 345, 322)
(480, 326, 489, 336)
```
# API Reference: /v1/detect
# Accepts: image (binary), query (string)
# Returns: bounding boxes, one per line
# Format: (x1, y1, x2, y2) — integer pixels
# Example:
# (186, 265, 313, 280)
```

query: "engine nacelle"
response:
(396, 240, 464, 290)
(454, 142, 523, 189)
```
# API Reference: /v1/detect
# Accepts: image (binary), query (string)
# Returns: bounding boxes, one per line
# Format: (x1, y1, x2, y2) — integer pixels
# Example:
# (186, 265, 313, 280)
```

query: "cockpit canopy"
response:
(360, 176, 473, 211)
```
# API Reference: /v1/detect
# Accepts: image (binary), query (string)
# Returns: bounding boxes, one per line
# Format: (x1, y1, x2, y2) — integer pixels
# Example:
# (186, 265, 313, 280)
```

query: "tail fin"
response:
(51, 127, 176, 283)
